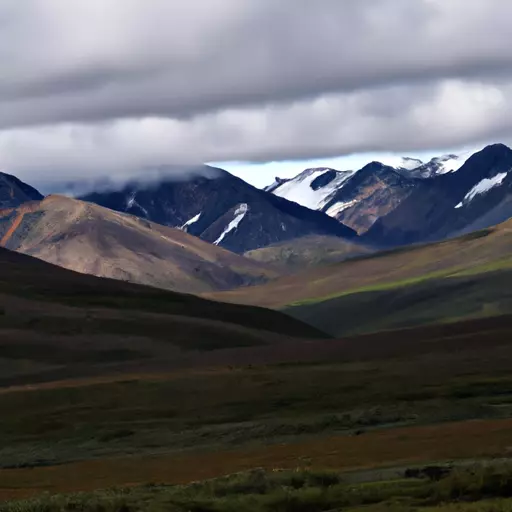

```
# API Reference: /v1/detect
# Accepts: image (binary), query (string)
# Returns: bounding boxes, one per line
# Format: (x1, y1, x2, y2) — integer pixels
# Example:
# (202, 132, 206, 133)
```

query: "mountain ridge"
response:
(366, 143, 512, 246)
(80, 166, 357, 253)
(0, 195, 280, 294)
(0, 171, 43, 209)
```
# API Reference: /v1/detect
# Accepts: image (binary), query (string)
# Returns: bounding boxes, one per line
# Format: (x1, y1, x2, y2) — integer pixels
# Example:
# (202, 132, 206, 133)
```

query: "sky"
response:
(1, 0, 512, 192)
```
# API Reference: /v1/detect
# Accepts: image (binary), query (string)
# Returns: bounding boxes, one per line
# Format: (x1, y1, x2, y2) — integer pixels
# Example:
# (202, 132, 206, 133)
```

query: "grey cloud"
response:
(3, 0, 512, 129)
(3, 77, 512, 193)
(3, 0, 512, 184)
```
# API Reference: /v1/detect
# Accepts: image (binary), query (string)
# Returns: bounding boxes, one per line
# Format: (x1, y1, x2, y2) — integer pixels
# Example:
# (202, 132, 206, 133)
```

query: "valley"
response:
(3, 144, 512, 510)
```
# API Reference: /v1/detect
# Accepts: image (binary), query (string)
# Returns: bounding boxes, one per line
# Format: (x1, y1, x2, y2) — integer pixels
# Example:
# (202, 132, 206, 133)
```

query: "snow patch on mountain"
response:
(264, 177, 290, 193)
(214, 203, 249, 245)
(455, 172, 509, 208)
(272, 168, 355, 211)
(379, 156, 423, 171)
(435, 152, 473, 174)
(180, 212, 202, 231)
(126, 192, 136, 209)
(412, 151, 473, 178)
(126, 191, 149, 217)
(397, 151, 475, 179)
(326, 199, 359, 217)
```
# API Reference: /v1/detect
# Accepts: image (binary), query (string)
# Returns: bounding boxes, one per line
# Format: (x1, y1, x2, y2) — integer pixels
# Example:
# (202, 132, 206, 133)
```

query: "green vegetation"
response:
(287, 268, 512, 336)
(5, 465, 512, 511)
(4, 320, 512, 472)
(4, 231, 512, 506)
(288, 255, 512, 309)
(211, 218, 512, 311)
(288, 266, 462, 307)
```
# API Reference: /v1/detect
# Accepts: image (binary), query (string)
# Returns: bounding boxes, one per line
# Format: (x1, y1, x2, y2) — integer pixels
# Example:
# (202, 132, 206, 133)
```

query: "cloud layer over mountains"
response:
(2, 0, 512, 188)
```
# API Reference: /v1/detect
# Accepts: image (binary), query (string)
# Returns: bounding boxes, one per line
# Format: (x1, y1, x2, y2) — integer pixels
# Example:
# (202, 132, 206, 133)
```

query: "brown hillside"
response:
(0, 195, 279, 294)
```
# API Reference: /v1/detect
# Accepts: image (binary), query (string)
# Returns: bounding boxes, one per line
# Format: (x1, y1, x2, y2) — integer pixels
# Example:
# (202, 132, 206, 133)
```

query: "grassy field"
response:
(0, 247, 328, 387)
(208, 221, 512, 338)
(4, 240, 512, 508)
(5, 465, 512, 511)
(3, 313, 512, 501)
(286, 268, 512, 336)
(209, 222, 512, 310)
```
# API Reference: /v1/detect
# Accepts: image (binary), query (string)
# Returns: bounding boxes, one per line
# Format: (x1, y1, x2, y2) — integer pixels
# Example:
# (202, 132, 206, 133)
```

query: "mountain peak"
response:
(478, 143, 512, 156)
(0, 172, 43, 209)
(456, 143, 512, 175)
(379, 156, 424, 171)
(360, 161, 399, 175)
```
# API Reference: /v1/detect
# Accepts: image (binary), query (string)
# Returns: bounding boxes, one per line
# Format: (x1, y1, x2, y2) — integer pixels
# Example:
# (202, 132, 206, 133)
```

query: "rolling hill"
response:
(286, 267, 512, 336)
(0, 195, 280, 294)
(245, 235, 372, 270)
(209, 217, 512, 335)
(0, 245, 328, 386)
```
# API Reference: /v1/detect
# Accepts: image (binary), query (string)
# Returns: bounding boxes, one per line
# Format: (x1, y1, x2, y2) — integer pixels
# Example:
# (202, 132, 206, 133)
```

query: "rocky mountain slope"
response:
(0, 195, 280, 294)
(80, 166, 356, 253)
(366, 144, 512, 246)
(270, 164, 425, 234)
(0, 171, 43, 208)
(319, 163, 423, 234)
(269, 145, 511, 243)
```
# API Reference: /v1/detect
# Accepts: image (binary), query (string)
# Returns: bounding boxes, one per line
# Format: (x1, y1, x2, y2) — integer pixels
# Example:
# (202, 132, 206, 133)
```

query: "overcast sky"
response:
(1, 0, 512, 192)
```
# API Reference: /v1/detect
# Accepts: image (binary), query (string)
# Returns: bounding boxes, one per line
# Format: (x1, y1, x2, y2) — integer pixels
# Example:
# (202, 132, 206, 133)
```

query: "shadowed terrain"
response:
(0, 246, 328, 387)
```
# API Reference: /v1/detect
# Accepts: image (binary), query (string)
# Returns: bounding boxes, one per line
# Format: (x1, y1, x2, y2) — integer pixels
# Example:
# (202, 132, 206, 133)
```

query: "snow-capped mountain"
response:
(270, 164, 422, 234)
(366, 144, 512, 245)
(80, 166, 356, 253)
(399, 152, 474, 179)
(268, 150, 483, 235)
(379, 156, 424, 172)
(264, 177, 291, 193)
(5, 144, 512, 260)
(271, 168, 356, 212)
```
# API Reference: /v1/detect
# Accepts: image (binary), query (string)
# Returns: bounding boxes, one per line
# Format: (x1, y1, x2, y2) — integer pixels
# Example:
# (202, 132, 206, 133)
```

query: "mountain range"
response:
(80, 167, 356, 254)
(268, 144, 512, 245)
(4, 141, 512, 501)
(366, 144, 512, 246)
(1, 143, 512, 295)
